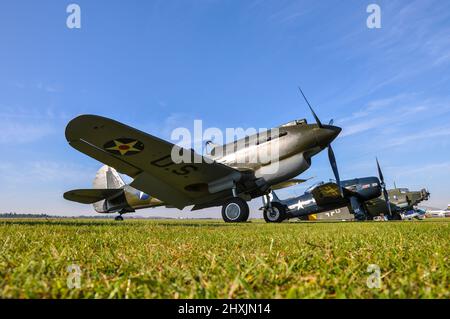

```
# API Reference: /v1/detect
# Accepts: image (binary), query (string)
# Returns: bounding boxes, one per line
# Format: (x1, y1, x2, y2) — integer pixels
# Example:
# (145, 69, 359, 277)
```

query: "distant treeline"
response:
(0, 213, 108, 219)
(0, 213, 183, 219)
(0, 213, 53, 218)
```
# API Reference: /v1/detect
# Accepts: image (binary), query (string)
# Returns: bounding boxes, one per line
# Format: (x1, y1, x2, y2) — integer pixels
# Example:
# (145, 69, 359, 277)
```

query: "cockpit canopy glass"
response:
(280, 119, 307, 127)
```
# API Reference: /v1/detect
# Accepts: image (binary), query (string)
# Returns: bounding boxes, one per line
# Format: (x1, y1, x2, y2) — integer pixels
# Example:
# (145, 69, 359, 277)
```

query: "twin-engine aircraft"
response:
(365, 185, 430, 220)
(262, 159, 430, 222)
(64, 90, 341, 221)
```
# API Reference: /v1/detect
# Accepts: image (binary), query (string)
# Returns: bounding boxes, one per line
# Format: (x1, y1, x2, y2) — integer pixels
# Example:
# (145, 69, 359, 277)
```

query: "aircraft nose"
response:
(315, 125, 342, 148)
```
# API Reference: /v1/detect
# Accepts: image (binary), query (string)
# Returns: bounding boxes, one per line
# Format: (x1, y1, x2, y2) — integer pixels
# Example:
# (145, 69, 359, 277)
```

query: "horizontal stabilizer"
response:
(63, 189, 123, 204)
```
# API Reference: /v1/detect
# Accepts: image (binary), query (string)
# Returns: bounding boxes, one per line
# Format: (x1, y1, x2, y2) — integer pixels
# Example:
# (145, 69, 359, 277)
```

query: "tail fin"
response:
(92, 165, 125, 213)
(93, 165, 125, 189)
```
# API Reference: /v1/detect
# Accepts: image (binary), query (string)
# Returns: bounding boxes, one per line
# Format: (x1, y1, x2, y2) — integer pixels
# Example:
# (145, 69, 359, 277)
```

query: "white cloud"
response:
(394, 161, 450, 177)
(0, 121, 54, 144)
(0, 160, 96, 185)
(387, 126, 450, 147)
(339, 94, 415, 124)
(0, 106, 70, 144)
(36, 82, 60, 93)
(338, 94, 433, 137)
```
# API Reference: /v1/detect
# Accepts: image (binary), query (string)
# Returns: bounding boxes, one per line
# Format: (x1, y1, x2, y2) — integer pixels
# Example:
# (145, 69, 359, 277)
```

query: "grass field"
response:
(0, 218, 448, 299)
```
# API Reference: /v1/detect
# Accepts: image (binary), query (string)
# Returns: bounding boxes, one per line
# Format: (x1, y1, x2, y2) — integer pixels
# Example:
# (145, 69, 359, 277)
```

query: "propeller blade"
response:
(376, 158, 392, 216)
(376, 157, 384, 184)
(383, 188, 392, 216)
(328, 145, 342, 196)
(298, 87, 323, 128)
(297, 87, 341, 199)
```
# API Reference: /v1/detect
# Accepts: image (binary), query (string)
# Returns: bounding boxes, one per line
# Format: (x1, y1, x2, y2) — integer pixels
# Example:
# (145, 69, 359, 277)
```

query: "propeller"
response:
(376, 158, 392, 216)
(298, 87, 323, 128)
(328, 145, 341, 196)
(298, 87, 341, 195)
(423, 188, 430, 200)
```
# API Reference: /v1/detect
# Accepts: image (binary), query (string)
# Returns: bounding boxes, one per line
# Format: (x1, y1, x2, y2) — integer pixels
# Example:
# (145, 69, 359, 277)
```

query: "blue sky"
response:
(1, 0, 449, 216)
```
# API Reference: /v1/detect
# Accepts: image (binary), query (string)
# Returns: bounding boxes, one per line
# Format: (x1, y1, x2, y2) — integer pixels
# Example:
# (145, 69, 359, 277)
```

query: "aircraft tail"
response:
(64, 166, 125, 213)
(90, 166, 125, 212)
(93, 165, 125, 189)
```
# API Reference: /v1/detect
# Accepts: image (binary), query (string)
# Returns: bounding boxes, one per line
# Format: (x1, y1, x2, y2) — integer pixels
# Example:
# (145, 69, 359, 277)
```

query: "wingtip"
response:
(65, 114, 111, 142)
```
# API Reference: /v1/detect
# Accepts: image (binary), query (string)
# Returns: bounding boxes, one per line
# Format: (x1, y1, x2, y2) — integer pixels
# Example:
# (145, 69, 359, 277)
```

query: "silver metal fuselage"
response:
(210, 121, 341, 187)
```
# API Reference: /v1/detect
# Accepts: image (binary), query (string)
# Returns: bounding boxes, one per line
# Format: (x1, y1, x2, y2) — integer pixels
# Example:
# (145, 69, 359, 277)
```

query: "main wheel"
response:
(222, 198, 249, 223)
(263, 202, 287, 223)
(115, 215, 124, 221)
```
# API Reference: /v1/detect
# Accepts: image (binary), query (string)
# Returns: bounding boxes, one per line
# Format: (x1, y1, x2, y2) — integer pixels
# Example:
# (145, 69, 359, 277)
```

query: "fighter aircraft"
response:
(261, 159, 431, 222)
(64, 89, 341, 221)
(261, 159, 388, 222)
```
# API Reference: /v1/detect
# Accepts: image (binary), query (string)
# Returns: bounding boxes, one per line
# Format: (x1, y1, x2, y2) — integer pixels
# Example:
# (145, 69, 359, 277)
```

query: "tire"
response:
(115, 215, 124, 221)
(263, 202, 287, 223)
(222, 198, 250, 223)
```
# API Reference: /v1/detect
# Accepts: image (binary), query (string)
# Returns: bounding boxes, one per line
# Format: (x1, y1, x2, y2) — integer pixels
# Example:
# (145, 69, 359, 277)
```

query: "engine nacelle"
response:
(341, 177, 381, 201)
(255, 152, 311, 186)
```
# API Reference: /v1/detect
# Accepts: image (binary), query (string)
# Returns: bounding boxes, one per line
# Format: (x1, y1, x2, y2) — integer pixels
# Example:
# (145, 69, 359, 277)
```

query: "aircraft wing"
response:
(65, 115, 241, 209)
(271, 178, 312, 191)
(310, 182, 345, 206)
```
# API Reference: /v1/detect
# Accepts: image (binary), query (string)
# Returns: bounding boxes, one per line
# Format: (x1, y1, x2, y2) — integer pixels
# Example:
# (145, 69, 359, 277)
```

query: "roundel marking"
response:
(103, 138, 144, 156)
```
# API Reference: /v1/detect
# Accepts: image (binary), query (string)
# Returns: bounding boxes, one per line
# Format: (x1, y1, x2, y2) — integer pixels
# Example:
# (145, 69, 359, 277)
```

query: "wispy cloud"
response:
(0, 105, 69, 121)
(0, 160, 95, 186)
(27, 161, 95, 183)
(338, 93, 433, 137)
(9, 80, 62, 93)
(387, 126, 450, 147)
(0, 107, 69, 144)
(36, 82, 60, 93)
(339, 94, 415, 123)
(392, 161, 450, 177)
(248, 0, 313, 25)
(0, 121, 54, 144)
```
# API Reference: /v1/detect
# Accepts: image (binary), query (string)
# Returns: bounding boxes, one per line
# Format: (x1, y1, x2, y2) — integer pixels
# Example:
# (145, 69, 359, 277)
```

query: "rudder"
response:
(92, 165, 125, 213)
(93, 165, 125, 189)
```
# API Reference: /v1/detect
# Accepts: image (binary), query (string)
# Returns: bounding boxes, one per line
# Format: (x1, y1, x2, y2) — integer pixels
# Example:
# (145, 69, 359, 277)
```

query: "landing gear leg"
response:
(350, 196, 367, 221)
(262, 192, 287, 223)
